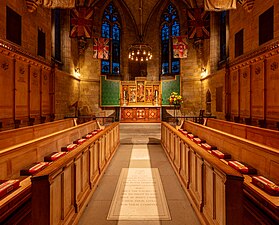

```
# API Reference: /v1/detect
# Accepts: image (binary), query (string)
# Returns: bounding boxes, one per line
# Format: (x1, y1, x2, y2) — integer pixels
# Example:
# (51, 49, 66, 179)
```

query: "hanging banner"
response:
(187, 8, 210, 39)
(204, 0, 236, 11)
(172, 36, 188, 58)
(93, 37, 110, 59)
(40, 0, 75, 8)
(70, 7, 93, 38)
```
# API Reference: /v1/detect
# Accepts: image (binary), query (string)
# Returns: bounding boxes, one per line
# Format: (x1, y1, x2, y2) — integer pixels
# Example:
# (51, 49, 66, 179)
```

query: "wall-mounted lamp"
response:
(201, 67, 207, 77)
(74, 67, 80, 77)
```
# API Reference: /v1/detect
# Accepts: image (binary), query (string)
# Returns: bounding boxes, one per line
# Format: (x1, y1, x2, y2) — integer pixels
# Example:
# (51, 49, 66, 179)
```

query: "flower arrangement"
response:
(168, 92, 183, 105)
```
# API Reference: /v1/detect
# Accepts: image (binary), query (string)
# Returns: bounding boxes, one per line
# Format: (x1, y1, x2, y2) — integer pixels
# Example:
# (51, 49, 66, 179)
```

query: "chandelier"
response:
(128, 38, 152, 61)
(128, 0, 152, 61)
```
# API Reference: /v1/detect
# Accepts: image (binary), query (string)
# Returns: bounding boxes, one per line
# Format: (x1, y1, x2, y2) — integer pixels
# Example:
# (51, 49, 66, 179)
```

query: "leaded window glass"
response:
(160, 3, 180, 75)
(101, 3, 121, 75)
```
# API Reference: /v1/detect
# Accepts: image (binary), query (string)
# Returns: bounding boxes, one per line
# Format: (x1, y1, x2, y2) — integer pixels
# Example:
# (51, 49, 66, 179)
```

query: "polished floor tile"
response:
(78, 123, 201, 225)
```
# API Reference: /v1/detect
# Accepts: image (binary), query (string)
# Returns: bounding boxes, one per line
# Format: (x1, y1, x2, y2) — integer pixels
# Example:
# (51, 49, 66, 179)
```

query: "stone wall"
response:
(54, 69, 80, 120)
(1, 0, 52, 61)
(202, 0, 279, 128)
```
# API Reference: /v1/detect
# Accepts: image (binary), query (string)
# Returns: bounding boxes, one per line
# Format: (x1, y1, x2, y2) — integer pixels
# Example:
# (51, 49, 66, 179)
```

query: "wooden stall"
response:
(0, 118, 75, 150)
(206, 118, 279, 149)
(161, 122, 244, 225)
(229, 41, 279, 129)
(31, 123, 119, 225)
(0, 120, 119, 225)
(180, 120, 279, 225)
(0, 40, 53, 130)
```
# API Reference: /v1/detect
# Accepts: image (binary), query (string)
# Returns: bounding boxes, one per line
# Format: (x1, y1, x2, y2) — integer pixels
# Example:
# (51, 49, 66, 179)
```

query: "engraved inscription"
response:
(270, 62, 278, 71)
(1, 62, 8, 70)
(19, 67, 25, 74)
(255, 66, 261, 75)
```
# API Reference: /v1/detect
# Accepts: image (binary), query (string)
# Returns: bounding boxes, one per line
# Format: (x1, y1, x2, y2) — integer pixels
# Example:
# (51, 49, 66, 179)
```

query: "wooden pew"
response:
(161, 122, 244, 225)
(0, 118, 76, 150)
(206, 118, 279, 149)
(181, 120, 279, 225)
(31, 122, 120, 225)
(0, 120, 104, 224)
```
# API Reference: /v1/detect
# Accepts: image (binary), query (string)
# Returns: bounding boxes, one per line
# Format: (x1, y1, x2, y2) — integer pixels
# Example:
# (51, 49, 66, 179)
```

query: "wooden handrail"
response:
(33, 122, 118, 178)
(161, 122, 244, 225)
(164, 122, 243, 179)
(30, 122, 120, 225)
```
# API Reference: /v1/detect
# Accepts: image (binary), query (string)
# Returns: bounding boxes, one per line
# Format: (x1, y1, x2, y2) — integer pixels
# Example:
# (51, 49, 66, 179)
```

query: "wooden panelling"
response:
(15, 60, 29, 119)
(184, 120, 279, 180)
(0, 118, 74, 150)
(31, 123, 120, 225)
(161, 123, 244, 225)
(266, 55, 279, 120)
(251, 61, 264, 119)
(239, 66, 250, 118)
(179, 142, 189, 187)
(29, 65, 41, 117)
(121, 107, 161, 122)
(181, 120, 279, 224)
(270, 160, 279, 183)
(230, 69, 239, 117)
(0, 121, 118, 225)
(0, 120, 98, 180)
(0, 54, 14, 119)
(41, 68, 50, 116)
(0, 46, 52, 128)
(63, 163, 75, 221)
(207, 118, 279, 151)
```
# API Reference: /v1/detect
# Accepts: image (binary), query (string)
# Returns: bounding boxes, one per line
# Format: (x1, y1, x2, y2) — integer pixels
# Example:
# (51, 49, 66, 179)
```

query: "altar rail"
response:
(0, 118, 75, 150)
(161, 122, 244, 225)
(181, 120, 279, 224)
(31, 122, 119, 225)
(206, 118, 279, 149)
(0, 120, 114, 224)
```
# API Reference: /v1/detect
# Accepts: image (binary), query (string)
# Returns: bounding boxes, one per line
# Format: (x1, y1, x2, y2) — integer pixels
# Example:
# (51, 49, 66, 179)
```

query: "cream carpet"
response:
(107, 168, 171, 220)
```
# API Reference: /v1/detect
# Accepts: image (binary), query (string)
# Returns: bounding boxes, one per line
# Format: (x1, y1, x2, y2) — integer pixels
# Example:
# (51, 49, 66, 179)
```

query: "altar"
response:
(100, 75, 181, 123)
(121, 105, 161, 122)
(120, 78, 161, 122)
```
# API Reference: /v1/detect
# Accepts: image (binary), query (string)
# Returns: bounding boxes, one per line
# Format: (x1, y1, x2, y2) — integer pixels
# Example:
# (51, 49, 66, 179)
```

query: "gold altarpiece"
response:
(120, 78, 161, 122)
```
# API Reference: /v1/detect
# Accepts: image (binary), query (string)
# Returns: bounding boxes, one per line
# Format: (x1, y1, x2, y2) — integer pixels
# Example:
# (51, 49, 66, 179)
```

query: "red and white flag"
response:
(70, 7, 93, 38)
(93, 37, 110, 59)
(172, 36, 188, 58)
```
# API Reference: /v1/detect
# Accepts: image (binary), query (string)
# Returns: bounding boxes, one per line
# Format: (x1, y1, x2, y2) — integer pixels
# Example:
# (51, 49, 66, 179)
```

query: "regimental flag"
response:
(93, 37, 110, 59)
(187, 8, 210, 40)
(70, 7, 93, 38)
(204, 0, 236, 11)
(172, 36, 188, 58)
(42, 0, 75, 8)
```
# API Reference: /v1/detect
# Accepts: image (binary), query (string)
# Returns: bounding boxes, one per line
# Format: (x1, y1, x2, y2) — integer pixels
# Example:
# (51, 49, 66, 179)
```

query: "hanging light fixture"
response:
(128, 0, 152, 61)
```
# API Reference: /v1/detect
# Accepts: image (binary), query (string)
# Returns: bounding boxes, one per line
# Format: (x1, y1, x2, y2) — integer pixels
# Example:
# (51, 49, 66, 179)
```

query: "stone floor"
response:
(78, 123, 201, 225)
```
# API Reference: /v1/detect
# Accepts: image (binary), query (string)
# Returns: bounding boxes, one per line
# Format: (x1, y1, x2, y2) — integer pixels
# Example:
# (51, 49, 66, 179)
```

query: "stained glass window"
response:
(160, 3, 180, 75)
(101, 3, 121, 75)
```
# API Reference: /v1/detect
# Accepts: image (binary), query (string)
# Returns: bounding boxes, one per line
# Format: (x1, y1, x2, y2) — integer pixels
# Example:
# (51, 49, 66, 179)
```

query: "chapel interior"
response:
(0, 0, 279, 225)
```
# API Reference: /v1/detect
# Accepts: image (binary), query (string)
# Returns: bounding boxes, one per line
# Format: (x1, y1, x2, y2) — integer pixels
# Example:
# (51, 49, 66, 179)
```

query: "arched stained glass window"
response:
(101, 3, 121, 75)
(160, 3, 180, 75)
